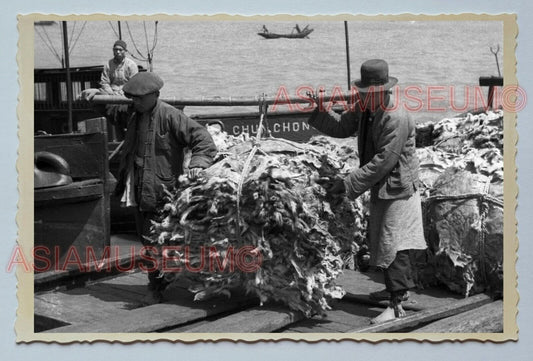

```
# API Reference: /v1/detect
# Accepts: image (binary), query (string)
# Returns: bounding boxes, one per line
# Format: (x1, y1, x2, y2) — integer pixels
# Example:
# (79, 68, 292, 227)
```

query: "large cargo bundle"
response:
(415, 110, 504, 296)
(147, 136, 366, 316)
(424, 168, 503, 296)
(146, 109, 503, 315)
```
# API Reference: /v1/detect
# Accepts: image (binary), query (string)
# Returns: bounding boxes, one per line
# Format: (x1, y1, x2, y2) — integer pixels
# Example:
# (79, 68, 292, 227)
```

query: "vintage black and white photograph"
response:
(17, 14, 517, 342)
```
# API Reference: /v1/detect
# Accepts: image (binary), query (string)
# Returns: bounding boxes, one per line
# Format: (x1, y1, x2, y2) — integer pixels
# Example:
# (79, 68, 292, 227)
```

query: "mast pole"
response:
(344, 21, 352, 91)
(62, 21, 73, 133)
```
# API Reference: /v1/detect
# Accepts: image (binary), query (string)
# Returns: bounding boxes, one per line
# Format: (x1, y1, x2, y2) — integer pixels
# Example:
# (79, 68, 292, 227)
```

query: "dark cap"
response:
(113, 40, 128, 50)
(123, 72, 164, 97)
(352, 59, 398, 93)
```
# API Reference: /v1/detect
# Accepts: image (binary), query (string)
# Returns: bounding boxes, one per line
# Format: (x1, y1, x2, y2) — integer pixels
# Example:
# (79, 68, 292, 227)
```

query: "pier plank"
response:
(35, 289, 134, 326)
(36, 267, 495, 333)
(413, 300, 503, 333)
(34, 234, 143, 291)
(36, 270, 169, 328)
(348, 293, 493, 333)
(282, 302, 396, 333)
(338, 270, 465, 311)
(46, 293, 256, 333)
(172, 306, 304, 333)
(94, 270, 151, 296)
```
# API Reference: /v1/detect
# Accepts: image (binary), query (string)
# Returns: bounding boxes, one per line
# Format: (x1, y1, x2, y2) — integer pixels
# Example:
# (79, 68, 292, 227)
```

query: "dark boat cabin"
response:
(34, 66, 104, 135)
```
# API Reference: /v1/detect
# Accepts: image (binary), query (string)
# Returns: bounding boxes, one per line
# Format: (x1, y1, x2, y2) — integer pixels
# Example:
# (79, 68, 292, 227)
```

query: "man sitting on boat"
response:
(101, 40, 139, 95)
(80, 40, 138, 100)
(79, 40, 138, 136)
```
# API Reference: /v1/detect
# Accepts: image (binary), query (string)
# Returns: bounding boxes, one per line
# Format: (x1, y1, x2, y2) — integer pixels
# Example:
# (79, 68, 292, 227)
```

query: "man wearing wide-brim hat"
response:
(308, 59, 426, 324)
(115, 71, 217, 301)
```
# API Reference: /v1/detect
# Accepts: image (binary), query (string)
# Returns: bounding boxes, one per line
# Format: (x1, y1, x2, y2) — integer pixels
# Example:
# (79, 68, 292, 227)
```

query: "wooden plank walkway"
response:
(413, 300, 503, 333)
(35, 267, 501, 334)
(34, 233, 143, 291)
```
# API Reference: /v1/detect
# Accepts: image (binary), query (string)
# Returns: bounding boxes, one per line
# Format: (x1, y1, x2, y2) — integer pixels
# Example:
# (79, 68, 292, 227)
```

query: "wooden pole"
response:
(62, 21, 73, 133)
(91, 91, 360, 107)
(479, 76, 503, 110)
(118, 21, 122, 40)
(344, 21, 352, 91)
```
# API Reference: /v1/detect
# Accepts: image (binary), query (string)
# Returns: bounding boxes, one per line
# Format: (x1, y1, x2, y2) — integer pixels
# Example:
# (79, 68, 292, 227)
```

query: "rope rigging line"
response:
(108, 21, 120, 39)
(35, 25, 62, 65)
(68, 21, 77, 50)
(143, 21, 150, 55)
(68, 21, 87, 56)
(124, 21, 159, 70)
(125, 21, 148, 60)
(150, 21, 159, 54)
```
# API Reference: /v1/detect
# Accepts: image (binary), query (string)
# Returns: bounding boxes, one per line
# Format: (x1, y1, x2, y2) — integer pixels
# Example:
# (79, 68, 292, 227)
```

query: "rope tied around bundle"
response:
(423, 177, 501, 294)
(235, 94, 270, 241)
(477, 177, 492, 287)
(424, 191, 503, 209)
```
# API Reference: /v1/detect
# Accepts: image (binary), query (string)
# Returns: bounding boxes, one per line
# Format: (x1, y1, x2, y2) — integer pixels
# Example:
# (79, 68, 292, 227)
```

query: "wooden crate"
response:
(34, 118, 112, 272)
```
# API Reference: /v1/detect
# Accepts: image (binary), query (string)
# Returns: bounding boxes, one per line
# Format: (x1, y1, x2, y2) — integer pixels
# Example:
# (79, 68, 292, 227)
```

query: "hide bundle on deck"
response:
(147, 136, 366, 316)
(146, 109, 503, 315)
(415, 110, 504, 297)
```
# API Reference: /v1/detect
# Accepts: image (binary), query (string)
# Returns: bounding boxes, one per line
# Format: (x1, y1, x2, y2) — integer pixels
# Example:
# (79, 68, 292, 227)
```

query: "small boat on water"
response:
(258, 24, 314, 39)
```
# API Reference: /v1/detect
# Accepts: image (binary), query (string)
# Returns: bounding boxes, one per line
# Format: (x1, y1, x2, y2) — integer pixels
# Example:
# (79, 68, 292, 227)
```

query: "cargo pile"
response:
(147, 109, 504, 315)
(416, 109, 504, 297)
(147, 133, 365, 316)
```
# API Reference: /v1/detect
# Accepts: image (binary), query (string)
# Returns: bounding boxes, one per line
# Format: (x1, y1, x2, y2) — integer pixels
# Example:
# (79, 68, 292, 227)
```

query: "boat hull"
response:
(258, 28, 314, 39)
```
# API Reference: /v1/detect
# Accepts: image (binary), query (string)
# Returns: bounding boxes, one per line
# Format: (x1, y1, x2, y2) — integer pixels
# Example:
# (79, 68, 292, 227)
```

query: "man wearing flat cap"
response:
(308, 59, 426, 324)
(115, 72, 217, 300)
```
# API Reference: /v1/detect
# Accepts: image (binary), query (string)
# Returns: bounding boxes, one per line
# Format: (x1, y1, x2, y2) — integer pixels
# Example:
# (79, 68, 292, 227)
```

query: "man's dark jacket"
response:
(308, 102, 419, 200)
(116, 99, 217, 211)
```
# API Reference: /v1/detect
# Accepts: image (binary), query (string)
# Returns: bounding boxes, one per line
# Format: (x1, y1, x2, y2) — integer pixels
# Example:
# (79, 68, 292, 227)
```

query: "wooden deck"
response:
(34, 238, 502, 334)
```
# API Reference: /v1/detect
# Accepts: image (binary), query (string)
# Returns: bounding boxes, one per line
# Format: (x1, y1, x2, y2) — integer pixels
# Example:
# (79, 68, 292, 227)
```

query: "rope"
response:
(124, 21, 159, 70)
(424, 192, 503, 208)
(150, 21, 159, 53)
(35, 25, 63, 66)
(125, 21, 148, 60)
(143, 21, 150, 56)
(477, 177, 492, 287)
(234, 95, 268, 241)
(108, 21, 120, 39)
(68, 22, 77, 50)
(260, 100, 272, 138)
(424, 179, 501, 295)
(69, 21, 87, 55)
